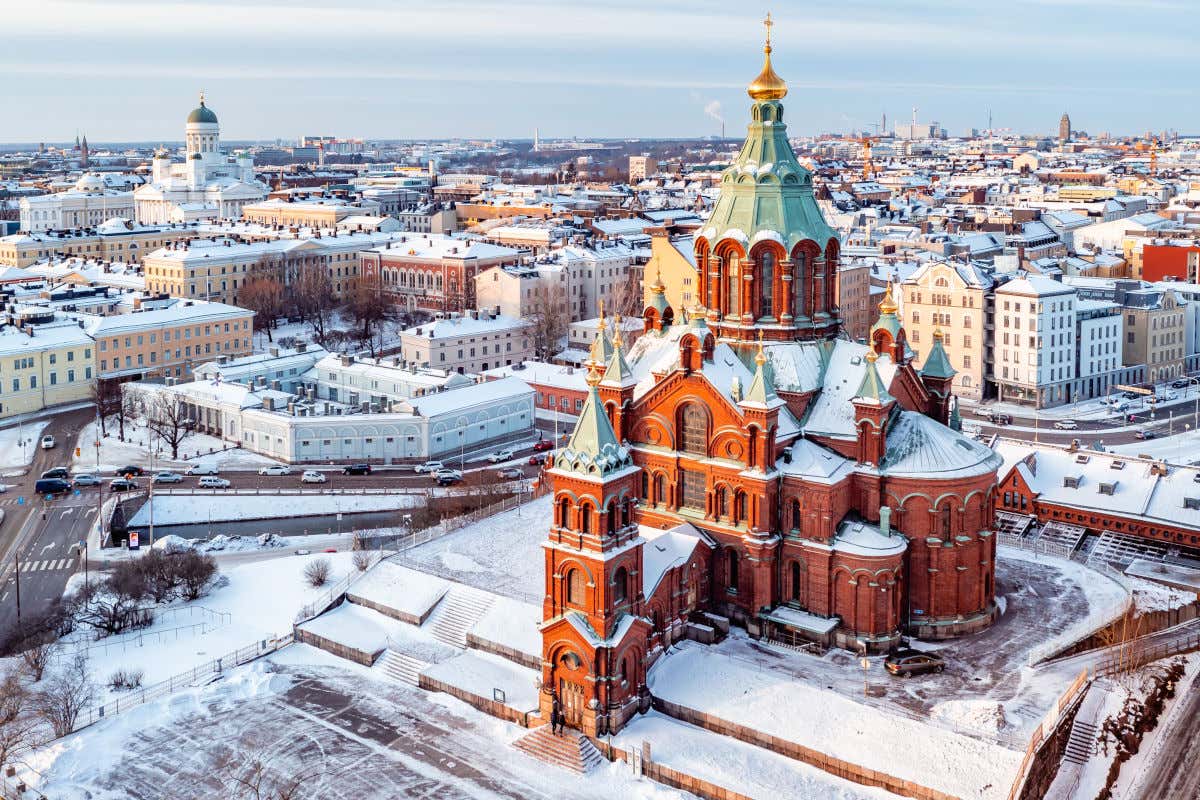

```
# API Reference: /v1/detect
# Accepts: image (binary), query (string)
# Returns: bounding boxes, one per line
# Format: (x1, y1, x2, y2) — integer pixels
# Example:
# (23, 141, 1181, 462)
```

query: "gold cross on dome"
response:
(763, 12, 773, 47)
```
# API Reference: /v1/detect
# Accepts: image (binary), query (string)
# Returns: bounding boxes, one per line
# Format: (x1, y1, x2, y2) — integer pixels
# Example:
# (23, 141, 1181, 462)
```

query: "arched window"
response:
(654, 474, 665, 506)
(726, 253, 739, 316)
(641, 472, 649, 499)
(791, 561, 801, 602)
(618, 657, 628, 685)
(793, 251, 808, 318)
(621, 500, 630, 527)
(558, 497, 570, 528)
(613, 566, 628, 602)
(580, 504, 592, 535)
(734, 492, 747, 523)
(606, 501, 617, 535)
(680, 404, 707, 456)
(715, 487, 728, 518)
(791, 499, 802, 532)
(566, 568, 586, 605)
(760, 250, 775, 319)
(728, 549, 740, 592)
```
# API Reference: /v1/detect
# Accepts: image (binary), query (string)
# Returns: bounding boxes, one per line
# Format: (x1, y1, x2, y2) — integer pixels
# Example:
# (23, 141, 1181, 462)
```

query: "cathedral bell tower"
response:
(539, 352, 651, 736)
(694, 15, 842, 349)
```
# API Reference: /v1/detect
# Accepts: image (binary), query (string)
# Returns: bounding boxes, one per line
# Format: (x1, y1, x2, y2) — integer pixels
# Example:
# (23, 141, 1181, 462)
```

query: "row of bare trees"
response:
(91, 382, 197, 460)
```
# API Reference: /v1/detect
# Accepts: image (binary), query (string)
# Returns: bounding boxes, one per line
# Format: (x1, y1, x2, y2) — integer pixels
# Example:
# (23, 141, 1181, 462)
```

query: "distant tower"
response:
(533, 127, 540, 153)
(1059, 112, 1071, 142)
(80, 134, 89, 168)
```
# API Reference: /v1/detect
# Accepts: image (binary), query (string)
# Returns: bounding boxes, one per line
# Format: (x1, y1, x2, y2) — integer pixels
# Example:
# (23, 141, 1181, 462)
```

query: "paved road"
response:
(1129, 678, 1200, 799)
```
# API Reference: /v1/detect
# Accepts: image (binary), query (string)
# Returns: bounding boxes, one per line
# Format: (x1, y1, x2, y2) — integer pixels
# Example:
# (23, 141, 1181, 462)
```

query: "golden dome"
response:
(879, 283, 898, 315)
(748, 14, 787, 101)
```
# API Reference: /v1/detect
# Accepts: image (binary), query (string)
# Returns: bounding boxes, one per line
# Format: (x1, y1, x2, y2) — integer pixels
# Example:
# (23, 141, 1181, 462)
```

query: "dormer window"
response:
(1185, 497, 1200, 511)
(1110, 461, 1126, 471)
(1063, 475, 1081, 488)
(1098, 482, 1117, 496)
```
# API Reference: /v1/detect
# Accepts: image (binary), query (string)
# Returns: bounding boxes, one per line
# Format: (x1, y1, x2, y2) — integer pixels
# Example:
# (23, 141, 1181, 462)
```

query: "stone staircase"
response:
(1062, 718, 1098, 766)
(425, 586, 495, 649)
(512, 726, 605, 774)
(376, 649, 427, 687)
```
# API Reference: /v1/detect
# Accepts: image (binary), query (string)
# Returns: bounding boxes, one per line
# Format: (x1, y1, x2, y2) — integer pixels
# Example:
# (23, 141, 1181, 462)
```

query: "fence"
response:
(293, 549, 392, 624)
(998, 531, 1076, 561)
(1095, 628, 1200, 676)
(70, 633, 294, 733)
(1005, 669, 1091, 800)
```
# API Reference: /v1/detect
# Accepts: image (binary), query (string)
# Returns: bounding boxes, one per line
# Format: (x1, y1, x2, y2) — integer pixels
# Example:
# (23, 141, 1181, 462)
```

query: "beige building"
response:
(836, 260, 873, 342)
(0, 308, 94, 420)
(629, 155, 658, 182)
(399, 311, 533, 374)
(86, 297, 253, 381)
(641, 233, 698, 317)
(1121, 286, 1186, 384)
(900, 260, 992, 400)
(241, 198, 378, 228)
(0, 221, 200, 268)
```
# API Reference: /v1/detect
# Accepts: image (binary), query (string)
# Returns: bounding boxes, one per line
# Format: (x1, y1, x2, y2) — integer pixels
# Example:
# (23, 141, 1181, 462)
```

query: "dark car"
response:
(989, 413, 1013, 426)
(532, 439, 554, 452)
(1135, 429, 1157, 440)
(110, 478, 138, 492)
(342, 463, 371, 476)
(34, 478, 72, 496)
(529, 454, 545, 465)
(884, 649, 946, 678)
(40, 467, 70, 480)
(1172, 379, 1189, 389)
(116, 464, 145, 477)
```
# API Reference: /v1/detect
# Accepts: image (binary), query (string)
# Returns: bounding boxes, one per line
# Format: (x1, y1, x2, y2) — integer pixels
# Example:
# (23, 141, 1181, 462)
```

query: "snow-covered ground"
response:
(127, 492, 422, 526)
(649, 641, 1023, 800)
(423, 649, 540, 711)
(72, 420, 279, 473)
(1111, 425, 1200, 465)
(0, 419, 49, 472)
(348, 560, 450, 621)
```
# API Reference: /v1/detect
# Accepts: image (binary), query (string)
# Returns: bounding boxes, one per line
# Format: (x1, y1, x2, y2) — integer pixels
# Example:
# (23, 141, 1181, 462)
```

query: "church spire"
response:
(747, 13, 788, 101)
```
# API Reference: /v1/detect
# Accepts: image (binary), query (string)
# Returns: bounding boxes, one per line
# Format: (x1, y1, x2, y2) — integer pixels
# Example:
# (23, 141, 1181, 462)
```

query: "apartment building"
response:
(0, 220, 199, 268)
(901, 260, 991, 400)
(360, 235, 521, 314)
(240, 197, 380, 228)
(1122, 286, 1186, 384)
(0, 307, 94, 420)
(398, 311, 533, 374)
(837, 260, 874, 342)
(1075, 299, 1123, 397)
(641, 232, 698, 317)
(993, 275, 1077, 406)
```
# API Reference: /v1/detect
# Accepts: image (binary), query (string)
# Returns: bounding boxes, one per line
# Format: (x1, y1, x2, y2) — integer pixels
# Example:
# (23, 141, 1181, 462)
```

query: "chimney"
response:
(270, 379, 281, 391)
(262, 396, 274, 411)
(296, 342, 306, 353)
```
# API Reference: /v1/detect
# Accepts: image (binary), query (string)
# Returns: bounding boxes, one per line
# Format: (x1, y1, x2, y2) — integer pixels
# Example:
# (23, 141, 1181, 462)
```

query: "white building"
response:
(19, 174, 136, 232)
(993, 275, 1077, 406)
(133, 95, 266, 224)
(303, 352, 474, 406)
(399, 311, 533, 374)
(1075, 299, 1123, 389)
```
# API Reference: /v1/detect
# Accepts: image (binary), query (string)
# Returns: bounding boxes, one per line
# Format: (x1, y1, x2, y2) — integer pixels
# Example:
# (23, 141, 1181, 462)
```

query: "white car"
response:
(197, 476, 231, 489)
(1053, 420, 1077, 430)
(414, 461, 444, 474)
(487, 449, 514, 464)
(185, 463, 220, 476)
(40, 435, 56, 450)
(258, 464, 293, 476)
(301, 470, 326, 484)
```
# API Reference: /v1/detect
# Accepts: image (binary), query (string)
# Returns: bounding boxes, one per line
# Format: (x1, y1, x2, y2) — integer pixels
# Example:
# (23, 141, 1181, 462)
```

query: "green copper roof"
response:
(871, 310, 902, 341)
(853, 354, 895, 406)
(555, 380, 632, 477)
(920, 333, 957, 381)
(601, 341, 637, 388)
(187, 102, 218, 124)
(698, 97, 837, 254)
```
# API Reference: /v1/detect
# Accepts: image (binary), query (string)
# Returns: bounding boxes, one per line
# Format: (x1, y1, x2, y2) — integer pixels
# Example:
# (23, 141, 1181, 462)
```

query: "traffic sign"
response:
(16, 496, 24, 505)
(128, 531, 140, 550)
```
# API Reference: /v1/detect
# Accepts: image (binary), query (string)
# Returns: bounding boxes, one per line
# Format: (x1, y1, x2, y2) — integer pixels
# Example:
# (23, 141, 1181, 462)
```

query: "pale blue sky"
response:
(1, 0, 1196, 143)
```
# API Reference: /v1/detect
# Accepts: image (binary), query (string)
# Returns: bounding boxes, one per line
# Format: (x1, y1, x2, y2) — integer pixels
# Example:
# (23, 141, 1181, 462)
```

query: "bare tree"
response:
(0, 667, 39, 772)
(352, 551, 372, 572)
(217, 744, 315, 800)
(21, 637, 56, 683)
(115, 385, 143, 443)
(607, 268, 645, 319)
(72, 575, 151, 637)
(303, 558, 331, 587)
(143, 391, 195, 460)
(35, 652, 96, 738)
(177, 551, 219, 601)
(90, 379, 122, 438)
(344, 281, 395, 356)
(292, 263, 336, 343)
(529, 284, 570, 360)
(237, 277, 286, 343)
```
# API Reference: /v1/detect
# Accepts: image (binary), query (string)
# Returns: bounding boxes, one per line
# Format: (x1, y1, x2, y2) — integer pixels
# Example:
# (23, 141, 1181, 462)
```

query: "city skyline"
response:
(2, 0, 1197, 143)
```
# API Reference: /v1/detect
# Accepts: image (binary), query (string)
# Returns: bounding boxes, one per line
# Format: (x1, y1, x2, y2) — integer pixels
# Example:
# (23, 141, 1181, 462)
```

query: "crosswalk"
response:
(18, 558, 77, 573)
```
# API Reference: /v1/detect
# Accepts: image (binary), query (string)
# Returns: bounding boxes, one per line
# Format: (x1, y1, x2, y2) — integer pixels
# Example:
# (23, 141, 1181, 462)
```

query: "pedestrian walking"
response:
(551, 696, 562, 735)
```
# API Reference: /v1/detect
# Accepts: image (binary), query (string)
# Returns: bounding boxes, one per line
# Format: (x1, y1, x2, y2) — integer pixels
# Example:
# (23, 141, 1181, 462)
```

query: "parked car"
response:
(184, 464, 219, 476)
(153, 471, 183, 484)
(1162, 391, 1179, 401)
(71, 473, 101, 487)
(1112, 401, 1130, 412)
(989, 413, 1013, 426)
(342, 463, 371, 476)
(35, 478, 72, 496)
(414, 461, 444, 474)
(116, 464, 146, 477)
(1122, 391, 1141, 400)
(197, 476, 232, 489)
(1171, 379, 1190, 389)
(258, 464, 293, 476)
(497, 467, 523, 479)
(109, 478, 138, 492)
(487, 449, 515, 464)
(40, 435, 55, 450)
(40, 467, 70, 480)
(1135, 429, 1157, 440)
(300, 470, 326, 484)
(1052, 420, 1077, 430)
(434, 468, 463, 486)
(532, 439, 554, 452)
(529, 454, 545, 465)
(884, 649, 946, 678)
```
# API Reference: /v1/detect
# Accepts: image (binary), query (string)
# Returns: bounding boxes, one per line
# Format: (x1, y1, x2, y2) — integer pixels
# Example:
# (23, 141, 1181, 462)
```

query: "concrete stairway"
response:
(376, 649, 427, 687)
(1062, 718, 1098, 765)
(425, 586, 495, 649)
(513, 726, 604, 774)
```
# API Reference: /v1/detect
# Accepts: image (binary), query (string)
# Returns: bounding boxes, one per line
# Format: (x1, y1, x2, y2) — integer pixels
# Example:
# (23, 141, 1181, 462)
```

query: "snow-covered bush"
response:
(107, 668, 145, 692)
(303, 558, 331, 587)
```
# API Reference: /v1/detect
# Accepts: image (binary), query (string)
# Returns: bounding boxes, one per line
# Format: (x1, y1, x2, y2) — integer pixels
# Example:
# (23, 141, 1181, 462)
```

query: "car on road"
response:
(434, 468, 463, 486)
(35, 478, 72, 496)
(973, 407, 992, 418)
(1135, 429, 1158, 440)
(1053, 420, 1078, 430)
(1161, 391, 1179, 401)
(342, 463, 371, 476)
(532, 439, 554, 452)
(496, 467, 523, 479)
(153, 471, 184, 484)
(414, 461, 444, 474)
(71, 473, 101, 486)
(884, 649, 946, 678)
(40, 434, 55, 450)
(989, 413, 1013, 426)
(258, 464, 293, 476)
(528, 454, 545, 465)
(109, 478, 138, 492)
(1122, 391, 1141, 400)
(197, 476, 232, 489)
(301, 470, 327, 484)
(1172, 379, 1190, 389)
(184, 464, 219, 476)
(116, 464, 146, 477)
(486, 449, 515, 464)
(40, 467, 70, 480)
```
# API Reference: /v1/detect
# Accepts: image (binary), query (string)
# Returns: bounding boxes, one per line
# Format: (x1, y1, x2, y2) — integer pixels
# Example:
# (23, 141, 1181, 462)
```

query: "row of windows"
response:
(3, 367, 91, 393)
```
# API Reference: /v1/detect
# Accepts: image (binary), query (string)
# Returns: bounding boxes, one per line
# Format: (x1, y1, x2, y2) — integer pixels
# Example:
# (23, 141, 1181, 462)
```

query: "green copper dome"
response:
(187, 96, 218, 125)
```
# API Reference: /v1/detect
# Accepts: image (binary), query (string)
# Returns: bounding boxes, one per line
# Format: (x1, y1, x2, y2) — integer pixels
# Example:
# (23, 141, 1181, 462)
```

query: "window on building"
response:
(566, 568, 586, 605)
(681, 469, 705, 511)
(680, 404, 707, 456)
(727, 549, 740, 592)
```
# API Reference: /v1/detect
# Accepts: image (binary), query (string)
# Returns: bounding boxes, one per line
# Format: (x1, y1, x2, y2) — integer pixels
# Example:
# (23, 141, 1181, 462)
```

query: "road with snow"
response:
(1130, 679, 1200, 799)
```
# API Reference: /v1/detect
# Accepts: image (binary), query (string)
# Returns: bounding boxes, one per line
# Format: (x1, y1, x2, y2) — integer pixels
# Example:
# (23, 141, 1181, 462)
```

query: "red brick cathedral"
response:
(539, 25, 1002, 736)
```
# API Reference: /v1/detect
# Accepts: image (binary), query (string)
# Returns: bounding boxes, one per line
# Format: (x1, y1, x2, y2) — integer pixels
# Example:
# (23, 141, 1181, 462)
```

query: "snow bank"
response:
(615, 712, 895, 800)
(152, 532, 289, 553)
(469, 595, 541, 659)
(349, 561, 450, 622)
(423, 650, 540, 711)
(0, 420, 48, 471)
(649, 642, 1022, 800)
(127, 492, 420, 526)
(299, 601, 408, 656)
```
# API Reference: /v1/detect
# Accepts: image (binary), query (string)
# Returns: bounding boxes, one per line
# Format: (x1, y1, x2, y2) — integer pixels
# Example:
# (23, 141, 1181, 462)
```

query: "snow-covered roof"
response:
(640, 522, 705, 596)
(883, 411, 1002, 478)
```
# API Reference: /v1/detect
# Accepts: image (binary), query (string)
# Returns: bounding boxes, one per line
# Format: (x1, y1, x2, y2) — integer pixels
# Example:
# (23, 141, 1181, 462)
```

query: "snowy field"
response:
(0, 419, 49, 472)
(25, 647, 690, 800)
(128, 492, 422, 526)
(72, 420, 279, 473)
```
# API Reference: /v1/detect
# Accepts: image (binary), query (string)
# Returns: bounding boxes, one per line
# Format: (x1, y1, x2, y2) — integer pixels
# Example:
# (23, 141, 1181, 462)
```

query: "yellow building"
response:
(0, 309, 94, 420)
(0, 222, 199, 268)
(1057, 185, 1117, 202)
(641, 232, 699, 316)
(900, 261, 991, 401)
